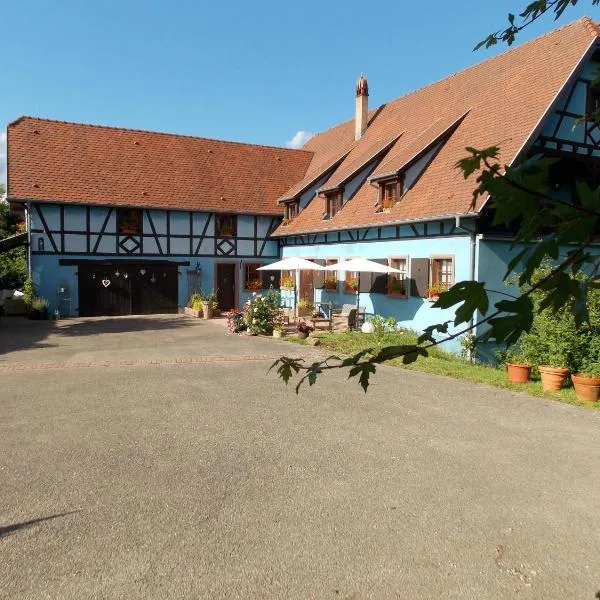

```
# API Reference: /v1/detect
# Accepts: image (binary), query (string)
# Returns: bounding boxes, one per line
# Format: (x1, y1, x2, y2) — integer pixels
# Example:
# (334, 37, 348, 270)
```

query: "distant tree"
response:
(0, 184, 27, 289)
(273, 2, 600, 392)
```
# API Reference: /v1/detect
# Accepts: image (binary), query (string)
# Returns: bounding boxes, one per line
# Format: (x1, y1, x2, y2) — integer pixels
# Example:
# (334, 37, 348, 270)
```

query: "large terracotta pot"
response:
(538, 365, 569, 391)
(506, 362, 532, 384)
(571, 373, 600, 403)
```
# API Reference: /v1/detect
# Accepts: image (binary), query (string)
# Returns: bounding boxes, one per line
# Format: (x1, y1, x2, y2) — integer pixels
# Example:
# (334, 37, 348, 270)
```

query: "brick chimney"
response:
(355, 74, 369, 140)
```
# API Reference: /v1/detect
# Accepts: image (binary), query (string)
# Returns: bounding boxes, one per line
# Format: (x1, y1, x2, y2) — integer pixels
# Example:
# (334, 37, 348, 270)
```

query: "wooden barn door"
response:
(79, 263, 178, 316)
(78, 265, 131, 317)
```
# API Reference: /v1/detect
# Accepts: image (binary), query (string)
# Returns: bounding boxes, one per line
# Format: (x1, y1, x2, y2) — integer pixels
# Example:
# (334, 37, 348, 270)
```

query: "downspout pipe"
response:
(455, 215, 477, 359)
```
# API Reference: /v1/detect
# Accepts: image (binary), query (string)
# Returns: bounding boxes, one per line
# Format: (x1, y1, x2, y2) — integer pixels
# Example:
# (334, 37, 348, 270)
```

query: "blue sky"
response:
(1, 0, 596, 184)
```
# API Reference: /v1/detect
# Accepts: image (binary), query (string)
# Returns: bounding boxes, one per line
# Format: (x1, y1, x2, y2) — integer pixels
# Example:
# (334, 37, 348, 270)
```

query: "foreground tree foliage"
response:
(272, 2, 600, 393)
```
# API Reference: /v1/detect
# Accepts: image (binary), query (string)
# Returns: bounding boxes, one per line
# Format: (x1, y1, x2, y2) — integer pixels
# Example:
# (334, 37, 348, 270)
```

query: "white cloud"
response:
(0, 132, 6, 187)
(285, 130, 314, 149)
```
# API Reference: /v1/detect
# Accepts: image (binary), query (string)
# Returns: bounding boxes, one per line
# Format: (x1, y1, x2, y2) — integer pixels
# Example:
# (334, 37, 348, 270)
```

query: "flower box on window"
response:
(426, 282, 449, 302)
(345, 277, 359, 293)
(324, 277, 338, 291)
(245, 279, 262, 291)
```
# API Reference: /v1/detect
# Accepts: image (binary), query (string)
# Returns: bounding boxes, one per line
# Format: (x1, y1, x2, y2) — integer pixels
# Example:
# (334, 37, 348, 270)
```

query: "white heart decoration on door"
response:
(101, 279, 111, 288)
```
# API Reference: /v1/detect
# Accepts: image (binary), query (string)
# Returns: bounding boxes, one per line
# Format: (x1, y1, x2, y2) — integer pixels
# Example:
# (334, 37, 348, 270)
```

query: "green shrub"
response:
(243, 290, 280, 334)
(514, 262, 600, 371)
(28, 296, 48, 320)
(22, 277, 34, 309)
(368, 314, 397, 337)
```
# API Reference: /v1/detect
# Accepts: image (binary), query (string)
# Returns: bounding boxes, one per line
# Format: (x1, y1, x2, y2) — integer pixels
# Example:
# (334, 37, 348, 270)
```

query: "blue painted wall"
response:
(282, 234, 473, 351)
(29, 202, 281, 316)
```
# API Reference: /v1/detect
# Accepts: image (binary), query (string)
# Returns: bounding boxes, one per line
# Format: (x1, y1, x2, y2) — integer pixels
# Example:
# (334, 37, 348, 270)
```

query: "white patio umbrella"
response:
(257, 257, 324, 314)
(324, 257, 403, 310)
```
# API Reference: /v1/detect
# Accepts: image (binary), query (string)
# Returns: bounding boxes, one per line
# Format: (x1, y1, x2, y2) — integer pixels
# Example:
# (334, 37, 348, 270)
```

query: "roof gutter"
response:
(480, 36, 599, 212)
(271, 211, 478, 238)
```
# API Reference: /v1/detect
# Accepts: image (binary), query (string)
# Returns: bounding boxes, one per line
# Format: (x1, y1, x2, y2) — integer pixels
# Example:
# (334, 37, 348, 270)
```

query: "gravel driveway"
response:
(1, 315, 599, 599)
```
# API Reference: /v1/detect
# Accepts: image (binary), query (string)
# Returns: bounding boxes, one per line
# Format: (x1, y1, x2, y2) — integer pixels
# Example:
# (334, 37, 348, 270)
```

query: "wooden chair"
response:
(330, 304, 367, 331)
(311, 302, 333, 332)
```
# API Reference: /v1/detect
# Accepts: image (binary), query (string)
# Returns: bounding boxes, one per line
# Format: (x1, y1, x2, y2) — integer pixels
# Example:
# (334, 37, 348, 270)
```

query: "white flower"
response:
(252, 292, 257, 296)
(253, 319, 257, 324)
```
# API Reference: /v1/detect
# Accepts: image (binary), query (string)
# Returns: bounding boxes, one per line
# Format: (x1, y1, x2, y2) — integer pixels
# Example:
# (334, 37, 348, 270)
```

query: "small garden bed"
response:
(284, 329, 596, 409)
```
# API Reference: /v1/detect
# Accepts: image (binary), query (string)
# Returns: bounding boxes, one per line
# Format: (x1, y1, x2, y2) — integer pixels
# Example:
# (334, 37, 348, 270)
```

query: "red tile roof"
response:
(274, 17, 600, 236)
(7, 118, 313, 215)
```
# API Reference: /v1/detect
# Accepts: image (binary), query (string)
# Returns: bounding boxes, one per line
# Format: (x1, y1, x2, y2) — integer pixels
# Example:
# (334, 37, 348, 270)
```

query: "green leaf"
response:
(484, 295, 534, 344)
(432, 281, 489, 325)
(575, 181, 600, 212)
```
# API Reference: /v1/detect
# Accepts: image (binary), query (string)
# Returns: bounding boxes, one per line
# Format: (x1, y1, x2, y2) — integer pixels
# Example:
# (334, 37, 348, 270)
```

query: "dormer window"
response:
(324, 192, 342, 220)
(377, 179, 402, 212)
(588, 84, 600, 118)
(283, 201, 299, 225)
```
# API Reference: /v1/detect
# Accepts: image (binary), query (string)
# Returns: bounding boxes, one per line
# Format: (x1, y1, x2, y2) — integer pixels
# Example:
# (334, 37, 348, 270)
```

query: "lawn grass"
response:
(284, 330, 598, 409)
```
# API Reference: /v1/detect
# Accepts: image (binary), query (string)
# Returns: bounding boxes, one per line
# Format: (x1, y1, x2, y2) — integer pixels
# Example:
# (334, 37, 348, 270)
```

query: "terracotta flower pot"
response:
(506, 362, 532, 384)
(297, 332, 308, 340)
(571, 373, 600, 403)
(538, 365, 570, 391)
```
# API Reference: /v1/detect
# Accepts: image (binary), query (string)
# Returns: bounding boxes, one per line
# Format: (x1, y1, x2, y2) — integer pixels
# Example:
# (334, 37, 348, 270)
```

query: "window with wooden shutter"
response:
(324, 192, 342, 219)
(283, 201, 299, 225)
(410, 258, 430, 298)
(431, 257, 453, 289)
(369, 259, 389, 294)
(312, 259, 326, 289)
(387, 257, 408, 297)
(244, 263, 262, 291)
(216, 214, 236, 237)
(588, 84, 600, 117)
(344, 258, 359, 293)
(376, 178, 403, 212)
(117, 208, 142, 234)
(323, 259, 339, 290)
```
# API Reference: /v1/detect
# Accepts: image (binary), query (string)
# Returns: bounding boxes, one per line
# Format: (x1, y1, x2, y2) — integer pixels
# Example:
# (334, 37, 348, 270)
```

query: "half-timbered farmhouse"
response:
(6, 17, 600, 341)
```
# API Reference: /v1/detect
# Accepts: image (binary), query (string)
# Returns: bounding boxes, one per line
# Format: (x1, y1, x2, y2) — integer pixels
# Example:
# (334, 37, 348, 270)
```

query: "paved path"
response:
(1, 315, 600, 599)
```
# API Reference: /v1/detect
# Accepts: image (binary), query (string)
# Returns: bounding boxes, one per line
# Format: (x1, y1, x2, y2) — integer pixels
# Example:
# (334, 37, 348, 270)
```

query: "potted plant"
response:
(571, 331, 600, 402)
(426, 282, 447, 302)
(272, 324, 285, 338)
(202, 290, 217, 320)
(297, 299, 313, 317)
(226, 310, 246, 333)
(28, 296, 49, 320)
(296, 321, 314, 340)
(503, 348, 532, 384)
(386, 278, 407, 298)
(185, 292, 204, 318)
(323, 277, 338, 291)
(345, 277, 359, 293)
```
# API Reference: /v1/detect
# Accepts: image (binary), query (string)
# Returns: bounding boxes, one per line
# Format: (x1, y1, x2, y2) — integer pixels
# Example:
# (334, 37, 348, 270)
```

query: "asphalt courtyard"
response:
(1, 315, 599, 599)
